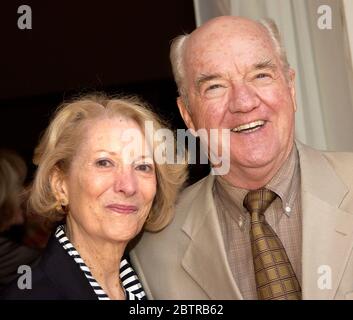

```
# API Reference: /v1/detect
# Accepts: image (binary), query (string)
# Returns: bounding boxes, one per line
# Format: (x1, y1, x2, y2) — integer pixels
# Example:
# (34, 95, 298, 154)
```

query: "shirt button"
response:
(285, 206, 291, 213)
(239, 218, 244, 228)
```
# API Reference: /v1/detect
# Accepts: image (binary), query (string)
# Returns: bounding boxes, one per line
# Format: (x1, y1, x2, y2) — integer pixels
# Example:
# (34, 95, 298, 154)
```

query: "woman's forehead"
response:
(74, 118, 153, 159)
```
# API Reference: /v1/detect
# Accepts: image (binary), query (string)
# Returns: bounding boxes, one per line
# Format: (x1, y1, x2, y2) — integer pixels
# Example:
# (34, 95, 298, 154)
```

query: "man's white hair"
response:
(170, 18, 290, 109)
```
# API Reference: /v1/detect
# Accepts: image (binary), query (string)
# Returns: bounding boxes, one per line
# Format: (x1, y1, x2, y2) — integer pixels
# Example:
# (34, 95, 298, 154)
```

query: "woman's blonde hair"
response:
(30, 93, 188, 232)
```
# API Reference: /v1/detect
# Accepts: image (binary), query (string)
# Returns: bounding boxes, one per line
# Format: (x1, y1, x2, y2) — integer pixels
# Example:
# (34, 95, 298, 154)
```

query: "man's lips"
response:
(231, 120, 266, 133)
(106, 204, 138, 214)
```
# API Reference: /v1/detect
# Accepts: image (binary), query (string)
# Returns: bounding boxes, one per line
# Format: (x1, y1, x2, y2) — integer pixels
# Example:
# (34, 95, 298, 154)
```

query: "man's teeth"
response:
(232, 120, 265, 133)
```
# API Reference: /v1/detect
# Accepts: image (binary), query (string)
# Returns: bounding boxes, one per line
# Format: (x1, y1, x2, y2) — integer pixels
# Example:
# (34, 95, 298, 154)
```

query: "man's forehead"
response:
(188, 17, 268, 46)
(186, 37, 277, 72)
(186, 21, 274, 63)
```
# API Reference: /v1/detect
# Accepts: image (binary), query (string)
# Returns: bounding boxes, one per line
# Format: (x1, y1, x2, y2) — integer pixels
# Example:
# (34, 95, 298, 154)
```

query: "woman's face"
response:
(58, 116, 156, 244)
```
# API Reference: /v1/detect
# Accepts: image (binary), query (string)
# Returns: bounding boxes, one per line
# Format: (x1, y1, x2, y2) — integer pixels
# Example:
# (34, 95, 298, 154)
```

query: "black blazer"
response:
(0, 235, 97, 300)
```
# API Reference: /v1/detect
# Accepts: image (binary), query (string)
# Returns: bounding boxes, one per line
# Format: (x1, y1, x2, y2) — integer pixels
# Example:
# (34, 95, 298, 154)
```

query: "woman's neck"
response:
(65, 220, 126, 299)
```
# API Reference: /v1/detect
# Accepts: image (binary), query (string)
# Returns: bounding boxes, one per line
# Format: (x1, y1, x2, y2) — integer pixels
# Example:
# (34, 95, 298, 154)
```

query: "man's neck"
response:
(223, 147, 293, 190)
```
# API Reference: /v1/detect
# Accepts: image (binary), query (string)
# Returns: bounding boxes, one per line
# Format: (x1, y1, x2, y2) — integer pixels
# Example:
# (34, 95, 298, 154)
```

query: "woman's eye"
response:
(95, 159, 113, 168)
(136, 164, 154, 173)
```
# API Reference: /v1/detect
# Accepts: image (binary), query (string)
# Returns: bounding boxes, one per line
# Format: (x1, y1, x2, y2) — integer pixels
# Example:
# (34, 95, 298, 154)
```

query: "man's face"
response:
(178, 19, 297, 183)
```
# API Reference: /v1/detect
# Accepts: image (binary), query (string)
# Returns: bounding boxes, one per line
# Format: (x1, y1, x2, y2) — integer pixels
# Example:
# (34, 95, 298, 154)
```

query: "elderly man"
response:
(131, 16, 353, 300)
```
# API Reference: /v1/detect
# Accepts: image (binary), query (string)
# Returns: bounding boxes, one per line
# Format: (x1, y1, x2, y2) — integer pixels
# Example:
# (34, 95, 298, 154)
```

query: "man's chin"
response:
(230, 151, 276, 170)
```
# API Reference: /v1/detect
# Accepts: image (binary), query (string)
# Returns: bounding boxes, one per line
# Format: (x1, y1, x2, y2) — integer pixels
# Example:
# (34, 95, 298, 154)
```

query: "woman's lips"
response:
(106, 204, 138, 214)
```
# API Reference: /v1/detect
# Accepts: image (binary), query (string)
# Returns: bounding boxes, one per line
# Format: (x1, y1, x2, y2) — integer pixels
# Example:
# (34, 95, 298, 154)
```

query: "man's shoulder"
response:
(298, 142, 353, 186)
(321, 150, 353, 185)
(322, 150, 353, 166)
(175, 175, 214, 210)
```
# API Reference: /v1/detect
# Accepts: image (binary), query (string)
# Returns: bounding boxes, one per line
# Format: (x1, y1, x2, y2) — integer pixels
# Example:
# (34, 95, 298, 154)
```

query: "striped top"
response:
(55, 225, 146, 300)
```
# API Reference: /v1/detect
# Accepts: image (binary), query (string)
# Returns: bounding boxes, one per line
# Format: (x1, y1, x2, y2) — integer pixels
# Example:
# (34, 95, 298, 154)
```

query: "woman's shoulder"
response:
(0, 262, 62, 300)
(1, 234, 96, 300)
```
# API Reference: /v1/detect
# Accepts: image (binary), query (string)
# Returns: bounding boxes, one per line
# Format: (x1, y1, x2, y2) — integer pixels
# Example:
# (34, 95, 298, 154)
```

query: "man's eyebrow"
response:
(194, 61, 277, 88)
(195, 73, 222, 89)
(253, 59, 278, 71)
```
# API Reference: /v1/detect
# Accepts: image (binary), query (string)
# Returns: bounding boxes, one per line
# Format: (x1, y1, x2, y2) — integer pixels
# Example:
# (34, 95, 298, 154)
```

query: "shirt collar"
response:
(265, 144, 300, 216)
(215, 143, 300, 226)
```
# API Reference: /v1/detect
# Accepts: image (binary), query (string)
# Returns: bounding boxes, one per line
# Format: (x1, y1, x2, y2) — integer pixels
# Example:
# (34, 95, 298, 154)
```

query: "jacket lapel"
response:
(41, 236, 98, 299)
(297, 142, 353, 299)
(181, 175, 243, 299)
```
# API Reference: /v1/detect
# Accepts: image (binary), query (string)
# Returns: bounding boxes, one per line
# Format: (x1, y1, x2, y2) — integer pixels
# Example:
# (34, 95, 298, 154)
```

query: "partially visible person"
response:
(0, 149, 40, 290)
(22, 211, 51, 250)
(1, 94, 187, 299)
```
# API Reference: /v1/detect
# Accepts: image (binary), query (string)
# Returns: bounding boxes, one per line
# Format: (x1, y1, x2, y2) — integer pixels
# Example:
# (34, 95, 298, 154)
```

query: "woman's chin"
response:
(102, 226, 141, 243)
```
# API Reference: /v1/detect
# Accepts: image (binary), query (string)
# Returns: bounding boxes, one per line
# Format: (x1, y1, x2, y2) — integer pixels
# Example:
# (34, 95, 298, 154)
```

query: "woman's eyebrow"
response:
(93, 149, 117, 156)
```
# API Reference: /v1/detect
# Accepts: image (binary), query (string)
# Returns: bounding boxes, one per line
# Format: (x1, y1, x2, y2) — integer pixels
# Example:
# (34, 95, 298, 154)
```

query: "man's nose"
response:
(113, 168, 137, 197)
(228, 81, 260, 113)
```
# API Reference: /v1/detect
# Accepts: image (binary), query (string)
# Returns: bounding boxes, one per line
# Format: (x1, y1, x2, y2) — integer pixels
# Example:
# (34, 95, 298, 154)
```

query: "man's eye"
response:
(206, 84, 223, 91)
(256, 73, 270, 79)
(96, 159, 113, 167)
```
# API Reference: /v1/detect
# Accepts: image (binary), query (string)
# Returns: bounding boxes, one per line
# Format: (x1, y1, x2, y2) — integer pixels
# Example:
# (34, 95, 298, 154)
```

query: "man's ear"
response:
(50, 167, 69, 205)
(177, 97, 196, 131)
(288, 68, 297, 112)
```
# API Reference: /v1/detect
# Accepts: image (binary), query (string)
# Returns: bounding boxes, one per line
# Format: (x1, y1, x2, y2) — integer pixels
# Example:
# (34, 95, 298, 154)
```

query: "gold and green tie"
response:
(243, 189, 301, 300)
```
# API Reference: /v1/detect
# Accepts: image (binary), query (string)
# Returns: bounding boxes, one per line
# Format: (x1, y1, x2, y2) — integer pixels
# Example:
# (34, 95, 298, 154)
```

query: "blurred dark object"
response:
(0, 149, 42, 291)
(1, 224, 26, 244)
(23, 211, 52, 250)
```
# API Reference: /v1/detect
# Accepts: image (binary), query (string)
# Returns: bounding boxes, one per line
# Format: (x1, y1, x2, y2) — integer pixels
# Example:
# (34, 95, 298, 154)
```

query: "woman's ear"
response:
(50, 167, 69, 206)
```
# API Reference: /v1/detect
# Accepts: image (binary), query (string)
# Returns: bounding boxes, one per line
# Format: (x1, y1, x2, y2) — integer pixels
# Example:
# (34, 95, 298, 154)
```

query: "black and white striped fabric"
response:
(55, 225, 146, 300)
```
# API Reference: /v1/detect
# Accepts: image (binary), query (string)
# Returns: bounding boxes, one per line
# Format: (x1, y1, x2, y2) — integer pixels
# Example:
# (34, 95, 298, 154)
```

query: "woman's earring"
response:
(55, 202, 63, 213)
(56, 199, 68, 213)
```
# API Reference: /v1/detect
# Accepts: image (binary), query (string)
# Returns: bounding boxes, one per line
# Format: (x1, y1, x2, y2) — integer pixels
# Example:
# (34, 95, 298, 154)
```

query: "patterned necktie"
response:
(243, 189, 301, 300)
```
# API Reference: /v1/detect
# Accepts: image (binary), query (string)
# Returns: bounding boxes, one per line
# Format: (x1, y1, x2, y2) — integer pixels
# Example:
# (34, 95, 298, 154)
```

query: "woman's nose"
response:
(113, 168, 137, 197)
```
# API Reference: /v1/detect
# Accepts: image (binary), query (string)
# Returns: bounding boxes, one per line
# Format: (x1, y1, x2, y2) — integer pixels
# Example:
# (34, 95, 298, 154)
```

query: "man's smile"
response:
(231, 120, 266, 133)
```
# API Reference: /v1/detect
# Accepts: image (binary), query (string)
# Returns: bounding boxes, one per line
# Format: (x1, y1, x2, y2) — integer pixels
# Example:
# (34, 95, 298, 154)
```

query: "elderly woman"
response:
(1, 94, 187, 299)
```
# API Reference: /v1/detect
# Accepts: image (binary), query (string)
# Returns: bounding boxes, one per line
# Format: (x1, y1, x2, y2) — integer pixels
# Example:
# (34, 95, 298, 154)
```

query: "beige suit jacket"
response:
(130, 142, 353, 299)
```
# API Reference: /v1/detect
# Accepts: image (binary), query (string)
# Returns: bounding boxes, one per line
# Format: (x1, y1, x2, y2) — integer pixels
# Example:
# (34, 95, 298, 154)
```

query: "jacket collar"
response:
(181, 175, 243, 299)
(39, 235, 98, 300)
(296, 141, 353, 299)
